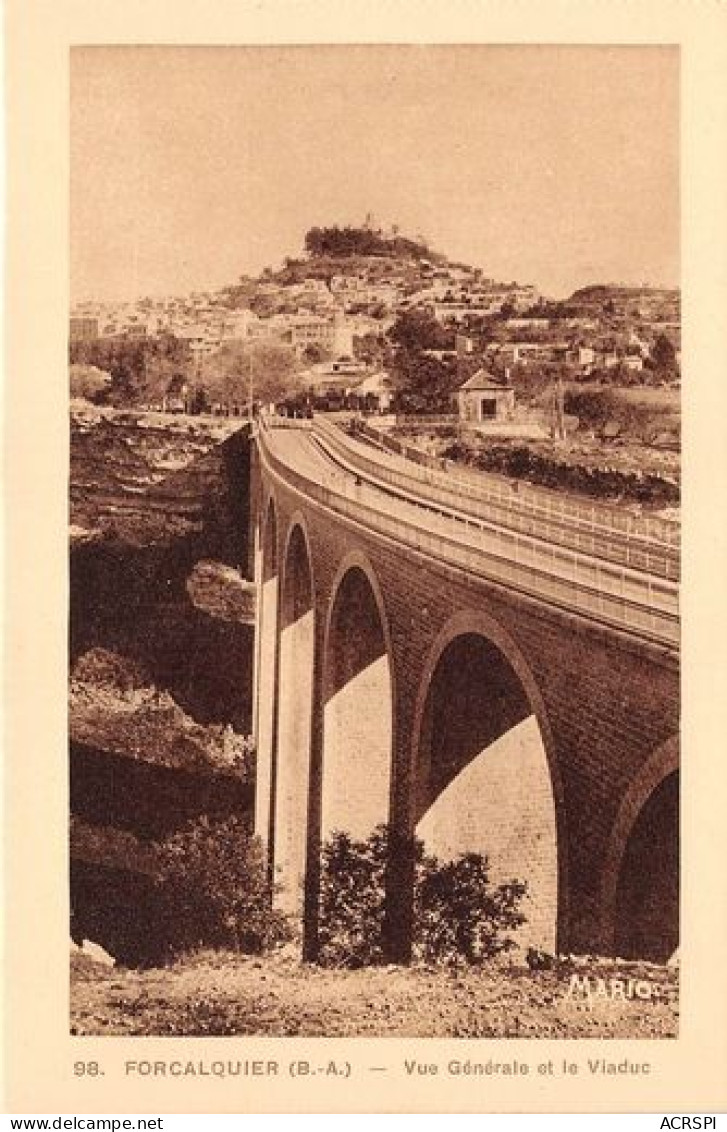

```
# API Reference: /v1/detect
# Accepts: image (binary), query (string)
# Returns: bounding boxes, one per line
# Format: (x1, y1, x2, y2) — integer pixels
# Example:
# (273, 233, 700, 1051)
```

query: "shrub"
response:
(70, 363, 112, 404)
(526, 946, 557, 971)
(317, 825, 527, 968)
(563, 387, 619, 429)
(317, 827, 389, 968)
(415, 852, 527, 964)
(154, 815, 291, 961)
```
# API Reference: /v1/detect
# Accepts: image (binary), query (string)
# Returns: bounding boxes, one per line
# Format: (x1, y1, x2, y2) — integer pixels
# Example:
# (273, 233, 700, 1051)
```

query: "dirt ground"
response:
(70, 948, 678, 1040)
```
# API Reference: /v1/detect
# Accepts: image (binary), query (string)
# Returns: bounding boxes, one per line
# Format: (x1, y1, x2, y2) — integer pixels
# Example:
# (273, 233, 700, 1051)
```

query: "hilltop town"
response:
(70, 223, 680, 416)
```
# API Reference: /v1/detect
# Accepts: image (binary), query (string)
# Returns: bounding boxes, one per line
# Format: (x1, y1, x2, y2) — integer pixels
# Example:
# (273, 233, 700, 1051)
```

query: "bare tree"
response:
(200, 340, 300, 413)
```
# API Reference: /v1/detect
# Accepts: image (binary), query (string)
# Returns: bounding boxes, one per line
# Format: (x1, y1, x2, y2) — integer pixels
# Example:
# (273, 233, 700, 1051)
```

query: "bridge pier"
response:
(274, 524, 315, 913)
(599, 735, 680, 962)
(254, 502, 279, 862)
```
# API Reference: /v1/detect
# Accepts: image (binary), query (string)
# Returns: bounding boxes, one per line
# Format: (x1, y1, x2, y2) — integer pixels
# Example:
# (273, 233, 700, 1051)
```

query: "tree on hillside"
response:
(564, 387, 621, 429)
(353, 332, 385, 365)
(220, 280, 258, 310)
(70, 363, 112, 403)
(304, 224, 436, 261)
(69, 333, 191, 406)
(301, 343, 330, 365)
(139, 335, 193, 406)
(651, 333, 678, 374)
(249, 293, 282, 319)
(388, 309, 455, 353)
(70, 336, 143, 397)
(391, 349, 458, 412)
(200, 340, 299, 411)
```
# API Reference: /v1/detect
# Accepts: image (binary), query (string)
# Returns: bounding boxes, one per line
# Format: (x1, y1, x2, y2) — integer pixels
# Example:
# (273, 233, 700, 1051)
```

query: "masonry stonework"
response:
(251, 447, 679, 961)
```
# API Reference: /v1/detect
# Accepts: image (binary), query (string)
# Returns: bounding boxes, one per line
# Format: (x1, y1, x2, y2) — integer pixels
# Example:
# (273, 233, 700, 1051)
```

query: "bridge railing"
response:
(260, 413, 314, 430)
(349, 419, 679, 546)
(312, 417, 680, 582)
(258, 427, 679, 649)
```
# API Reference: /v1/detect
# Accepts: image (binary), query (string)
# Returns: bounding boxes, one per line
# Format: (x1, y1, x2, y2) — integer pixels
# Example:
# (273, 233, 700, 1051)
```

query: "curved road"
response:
(259, 420, 679, 651)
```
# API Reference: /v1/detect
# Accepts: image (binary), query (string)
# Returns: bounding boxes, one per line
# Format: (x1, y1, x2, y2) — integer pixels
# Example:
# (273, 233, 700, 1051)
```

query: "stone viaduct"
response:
(250, 418, 679, 964)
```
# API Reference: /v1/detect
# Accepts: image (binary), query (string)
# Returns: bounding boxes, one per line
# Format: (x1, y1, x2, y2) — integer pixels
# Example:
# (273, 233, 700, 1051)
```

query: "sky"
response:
(70, 45, 679, 303)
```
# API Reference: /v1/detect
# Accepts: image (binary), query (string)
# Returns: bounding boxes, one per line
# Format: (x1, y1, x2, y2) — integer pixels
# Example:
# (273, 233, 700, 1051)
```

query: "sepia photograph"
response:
(67, 44, 681, 1042)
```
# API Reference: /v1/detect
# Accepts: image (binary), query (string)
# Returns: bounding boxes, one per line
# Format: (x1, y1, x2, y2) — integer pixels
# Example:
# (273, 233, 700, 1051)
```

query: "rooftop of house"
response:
(459, 369, 512, 392)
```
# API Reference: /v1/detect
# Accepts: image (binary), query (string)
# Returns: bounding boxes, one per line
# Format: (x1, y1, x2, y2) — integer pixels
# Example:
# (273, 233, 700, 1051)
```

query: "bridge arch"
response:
(254, 495, 280, 849)
(320, 553, 395, 842)
(410, 610, 566, 955)
(601, 735, 679, 961)
(273, 517, 316, 911)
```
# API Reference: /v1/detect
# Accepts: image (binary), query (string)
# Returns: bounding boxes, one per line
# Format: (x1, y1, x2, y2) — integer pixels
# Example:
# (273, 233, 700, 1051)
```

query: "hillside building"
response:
(457, 370, 515, 423)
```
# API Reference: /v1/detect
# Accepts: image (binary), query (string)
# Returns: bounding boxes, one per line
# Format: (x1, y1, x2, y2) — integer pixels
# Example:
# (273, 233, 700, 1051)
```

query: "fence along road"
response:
(315, 417, 679, 582)
(258, 417, 679, 651)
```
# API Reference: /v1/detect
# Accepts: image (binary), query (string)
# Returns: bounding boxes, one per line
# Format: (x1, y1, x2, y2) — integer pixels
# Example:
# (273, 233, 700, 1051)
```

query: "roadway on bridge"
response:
(261, 424, 679, 649)
(313, 418, 679, 581)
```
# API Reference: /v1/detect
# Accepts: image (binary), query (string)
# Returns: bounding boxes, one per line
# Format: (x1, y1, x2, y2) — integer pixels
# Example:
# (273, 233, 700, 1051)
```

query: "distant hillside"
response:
(219, 237, 465, 309)
(216, 224, 524, 310)
(568, 284, 679, 304)
(270, 253, 441, 288)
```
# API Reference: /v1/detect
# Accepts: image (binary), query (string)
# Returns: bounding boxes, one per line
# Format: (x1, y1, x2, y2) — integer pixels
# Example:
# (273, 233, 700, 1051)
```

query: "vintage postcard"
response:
(4, 0, 727, 1116)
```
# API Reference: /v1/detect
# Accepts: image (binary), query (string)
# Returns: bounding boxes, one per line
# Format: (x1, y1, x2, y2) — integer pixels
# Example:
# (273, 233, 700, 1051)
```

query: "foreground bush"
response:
(317, 827, 389, 968)
(154, 815, 291, 960)
(317, 825, 527, 968)
(415, 851, 527, 964)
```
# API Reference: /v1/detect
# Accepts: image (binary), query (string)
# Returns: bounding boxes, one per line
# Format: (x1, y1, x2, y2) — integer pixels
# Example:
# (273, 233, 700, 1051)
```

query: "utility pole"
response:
(552, 371, 565, 443)
(194, 350, 201, 415)
(248, 351, 254, 421)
